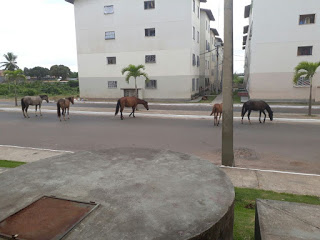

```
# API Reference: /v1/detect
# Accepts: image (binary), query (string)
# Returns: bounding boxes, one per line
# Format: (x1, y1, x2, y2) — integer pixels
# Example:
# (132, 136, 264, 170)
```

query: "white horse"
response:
(21, 95, 49, 118)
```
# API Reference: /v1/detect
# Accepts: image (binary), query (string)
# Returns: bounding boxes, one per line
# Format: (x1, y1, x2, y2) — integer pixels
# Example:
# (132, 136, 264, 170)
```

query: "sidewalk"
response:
(0, 145, 319, 197)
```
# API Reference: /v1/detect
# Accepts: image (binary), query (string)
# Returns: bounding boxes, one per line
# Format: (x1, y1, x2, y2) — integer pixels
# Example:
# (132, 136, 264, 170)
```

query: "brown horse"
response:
(57, 97, 74, 121)
(115, 97, 149, 120)
(210, 103, 223, 126)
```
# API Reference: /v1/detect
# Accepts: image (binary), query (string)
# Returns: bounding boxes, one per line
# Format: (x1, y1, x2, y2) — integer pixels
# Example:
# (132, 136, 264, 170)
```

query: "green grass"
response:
(0, 160, 26, 168)
(234, 187, 320, 240)
(199, 95, 216, 103)
(233, 91, 241, 104)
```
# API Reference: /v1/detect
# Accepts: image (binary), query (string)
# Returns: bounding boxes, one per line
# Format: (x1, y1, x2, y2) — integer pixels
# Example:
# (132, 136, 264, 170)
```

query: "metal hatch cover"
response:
(0, 196, 99, 240)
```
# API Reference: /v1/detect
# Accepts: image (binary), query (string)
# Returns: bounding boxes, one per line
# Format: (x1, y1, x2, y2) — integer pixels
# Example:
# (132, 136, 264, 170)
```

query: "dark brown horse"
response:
(57, 97, 74, 121)
(210, 103, 223, 126)
(115, 97, 149, 120)
(21, 95, 49, 118)
(241, 100, 273, 124)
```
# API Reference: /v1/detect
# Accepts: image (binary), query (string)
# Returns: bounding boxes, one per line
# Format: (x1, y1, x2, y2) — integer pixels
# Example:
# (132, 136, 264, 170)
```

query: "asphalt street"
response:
(1, 101, 320, 114)
(0, 111, 319, 174)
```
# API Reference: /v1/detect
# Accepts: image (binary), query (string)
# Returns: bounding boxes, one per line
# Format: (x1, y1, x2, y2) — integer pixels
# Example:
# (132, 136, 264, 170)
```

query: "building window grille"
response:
(299, 14, 315, 25)
(193, 0, 195, 13)
(192, 54, 196, 66)
(105, 31, 115, 40)
(193, 27, 195, 40)
(295, 76, 310, 87)
(108, 81, 117, 89)
(146, 80, 157, 89)
(145, 55, 156, 63)
(297, 46, 313, 56)
(197, 6, 200, 18)
(144, 1, 155, 9)
(145, 28, 155, 37)
(104, 5, 114, 14)
(197, 31, 199, 43)
(107, 57, 116, 64)
(192, 78, 196, 91)
(197, 56, 200, 67)
(196, 78, 199, 91)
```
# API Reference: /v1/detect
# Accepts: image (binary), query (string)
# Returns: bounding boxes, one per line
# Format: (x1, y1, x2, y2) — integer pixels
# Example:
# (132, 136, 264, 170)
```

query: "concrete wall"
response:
(245, 0, 320, 101)
(73, 0, 205, 99)
(199, 10, 211, 88)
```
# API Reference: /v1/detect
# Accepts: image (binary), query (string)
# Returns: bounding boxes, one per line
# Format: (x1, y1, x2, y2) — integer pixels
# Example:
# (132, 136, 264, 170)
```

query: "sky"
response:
(0, 0, 251, 73)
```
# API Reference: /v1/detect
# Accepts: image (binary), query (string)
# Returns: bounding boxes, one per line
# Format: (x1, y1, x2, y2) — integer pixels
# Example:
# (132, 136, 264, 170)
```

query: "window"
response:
(297, 46, 313, 56)
(299, 14, 315, 25)
(196, 78, 199, 91)
(192, 78, 195, 91)
(193, 0, 195, 12)
(145, 28, 155, 37)
(146, 80, 157, 89)
(197, 56, 200, 67)
(197, 31, 199, 43)
(192, 54, 196, 66)
(145, 55, 156, 63)
(193, 27, 195, 40)
(206, 21, 208, 30)
(105, 31, 115, 40)
(295, 76, 310, 87)
(107, 57, 116, 64)
(108, 81, 117, 89)
(104, 5, 114, 14)
(197, 6, 200, 18)
(144, 1, 155, 9)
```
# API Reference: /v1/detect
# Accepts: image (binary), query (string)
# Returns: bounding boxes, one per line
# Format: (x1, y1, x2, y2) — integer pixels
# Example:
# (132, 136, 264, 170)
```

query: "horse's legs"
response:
(259, 111, 262, 123)
(26, 106, 30, 118)
(132, 106, 136, 118)
(214, 113, 217, 126)
(67, 107, 70, 119)
(241, 109, 248, 124)
(262, 110, 266, 123)
(39, 104, 42, 117)
(129, 107, 134, 117)
(35, 105, 38, 117)
(120, 106, 124, 120)
(218, 113, 222, 126)
(248, 110, 252, 124)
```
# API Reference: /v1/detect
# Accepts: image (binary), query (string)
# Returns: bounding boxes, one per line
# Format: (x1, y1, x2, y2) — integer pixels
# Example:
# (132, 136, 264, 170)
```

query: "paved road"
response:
(0, 111, 319, 174)
(1, 101, 320, 114)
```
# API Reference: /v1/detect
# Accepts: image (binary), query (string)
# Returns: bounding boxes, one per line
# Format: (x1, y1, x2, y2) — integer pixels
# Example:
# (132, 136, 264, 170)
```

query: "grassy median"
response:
(0, 160, 26, 168)
(234, 187, 320, 239)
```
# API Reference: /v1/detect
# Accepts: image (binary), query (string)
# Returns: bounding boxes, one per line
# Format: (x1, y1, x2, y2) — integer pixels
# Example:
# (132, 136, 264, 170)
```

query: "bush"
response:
(68, 80, 79, 88)
(22, 89, 37, 96)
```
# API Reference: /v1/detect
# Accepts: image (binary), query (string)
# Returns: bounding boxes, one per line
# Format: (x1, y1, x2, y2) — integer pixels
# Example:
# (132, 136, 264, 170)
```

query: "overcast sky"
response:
(0, 0, 251, 73)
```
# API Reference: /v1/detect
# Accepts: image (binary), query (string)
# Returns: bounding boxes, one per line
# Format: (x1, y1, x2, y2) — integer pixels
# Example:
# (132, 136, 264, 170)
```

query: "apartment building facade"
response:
(66, 0, 217, 100)
(243, 0, 320, 102)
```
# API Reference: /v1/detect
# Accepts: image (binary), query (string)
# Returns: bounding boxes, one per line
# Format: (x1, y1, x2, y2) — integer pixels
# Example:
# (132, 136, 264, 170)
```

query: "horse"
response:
(210, 103, 223, 126)
(21, 95, 49, 118)
(115, 97, 149, 120)
(57, 97, 74, 121)
(241, 100, 273, 124)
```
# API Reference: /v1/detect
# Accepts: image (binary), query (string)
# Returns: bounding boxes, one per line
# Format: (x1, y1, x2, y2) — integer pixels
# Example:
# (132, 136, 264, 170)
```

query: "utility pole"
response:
(222, 0, 234, 167)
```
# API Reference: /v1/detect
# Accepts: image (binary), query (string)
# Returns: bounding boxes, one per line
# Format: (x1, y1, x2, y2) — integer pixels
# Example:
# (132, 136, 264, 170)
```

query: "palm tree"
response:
(4, 69, 26, 106)
(121, 64, 149, 97)
(0, 52, 18, 71)
(293, 61, 320, 116)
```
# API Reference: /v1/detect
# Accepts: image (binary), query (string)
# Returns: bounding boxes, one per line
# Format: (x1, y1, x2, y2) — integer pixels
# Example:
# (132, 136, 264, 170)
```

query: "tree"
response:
(50, 65, 71, 80)
(121, 64, 149, 97)
(293, 61, 320, 116)
(29, 66, 50, 80)
(0, 52, 18, 71)
(4, 69, 26, 106)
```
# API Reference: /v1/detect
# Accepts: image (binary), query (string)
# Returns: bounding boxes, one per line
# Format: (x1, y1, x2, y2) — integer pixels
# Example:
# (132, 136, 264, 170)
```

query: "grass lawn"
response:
(233, 91, 241, 104)
(234, 187, 320, 239)
(0, 160, 26, 168)
(199, 95, 216, 103)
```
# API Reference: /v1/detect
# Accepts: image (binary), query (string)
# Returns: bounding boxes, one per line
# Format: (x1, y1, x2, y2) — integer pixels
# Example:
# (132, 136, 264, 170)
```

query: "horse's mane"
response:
(39, 95, 48, 99)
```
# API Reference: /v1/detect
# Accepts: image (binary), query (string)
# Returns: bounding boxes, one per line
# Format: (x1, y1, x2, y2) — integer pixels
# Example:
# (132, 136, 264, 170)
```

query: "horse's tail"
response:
(21, 98, 25, 111)
(57, 101, 61, 118)
(241, 103, 246, 117)
(210, 106, 216, 116)
(115, 99, 120, 116)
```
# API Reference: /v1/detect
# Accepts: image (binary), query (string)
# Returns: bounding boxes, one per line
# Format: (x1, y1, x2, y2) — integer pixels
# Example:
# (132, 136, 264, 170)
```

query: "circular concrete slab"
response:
(0, 148, 235, 240)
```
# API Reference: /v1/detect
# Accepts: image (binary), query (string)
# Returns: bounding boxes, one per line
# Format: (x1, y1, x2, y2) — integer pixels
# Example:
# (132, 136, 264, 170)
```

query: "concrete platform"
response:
(0, 148, 235, 240)
(255, 199, 320, 240)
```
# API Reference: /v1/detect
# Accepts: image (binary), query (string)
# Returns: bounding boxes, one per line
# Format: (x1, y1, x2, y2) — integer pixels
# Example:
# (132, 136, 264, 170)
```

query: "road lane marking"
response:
(0, 144, 74, 153)
(220, 166, 320, 177)
(1, 108, 320, 123)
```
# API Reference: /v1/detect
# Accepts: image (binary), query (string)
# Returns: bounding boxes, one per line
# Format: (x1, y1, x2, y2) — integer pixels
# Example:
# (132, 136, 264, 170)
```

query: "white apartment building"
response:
(243, 0, 320, 102)
(66, 0, 217, 100)
(209, 30, 223, 94)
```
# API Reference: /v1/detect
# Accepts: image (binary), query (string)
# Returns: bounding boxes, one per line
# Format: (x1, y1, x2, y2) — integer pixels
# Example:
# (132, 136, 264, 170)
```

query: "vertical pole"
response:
(215, 46, 219, 94)
(222, 0, 234, 167)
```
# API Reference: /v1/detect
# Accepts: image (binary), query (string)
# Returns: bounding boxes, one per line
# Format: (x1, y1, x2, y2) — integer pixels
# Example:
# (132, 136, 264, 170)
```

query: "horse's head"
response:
(69, 96, 74, 104)
(143, 101, 149, 110)
(269, 110, 273, 121)
(40, 95, 49, 103)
